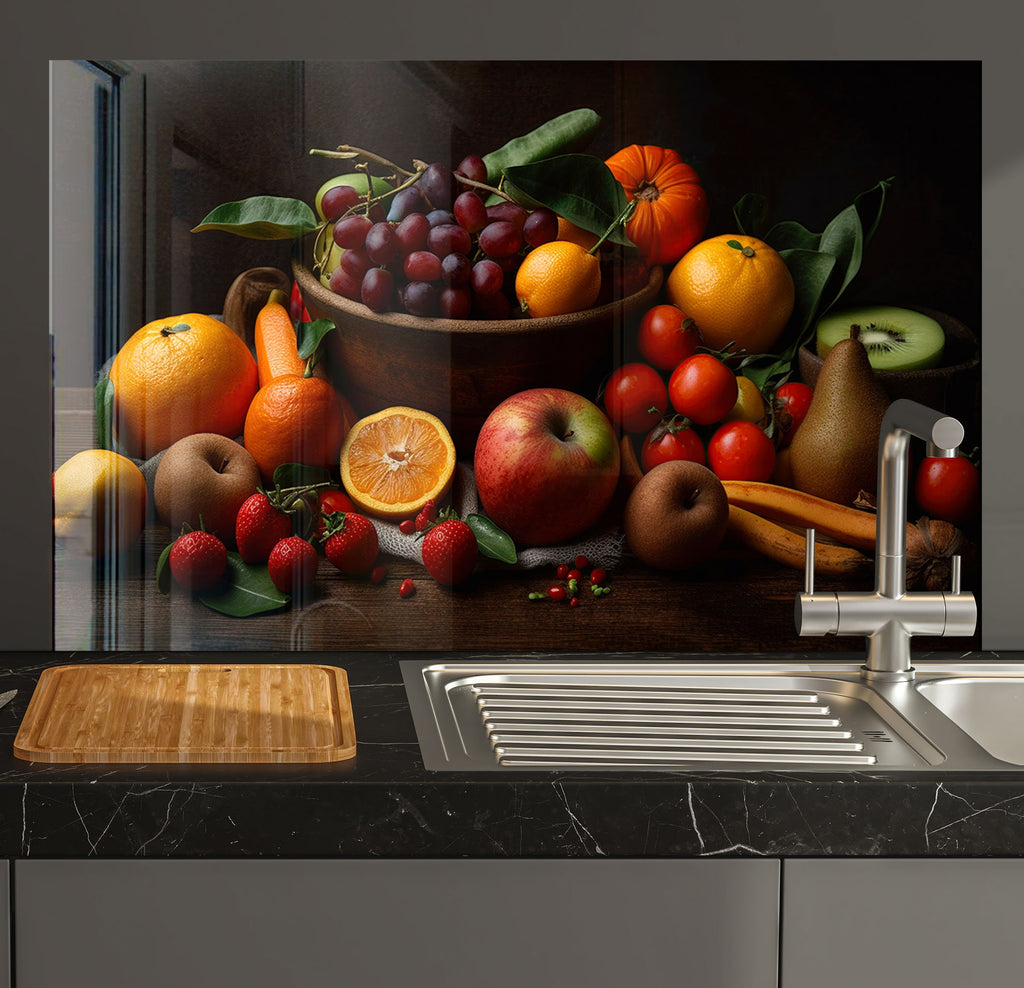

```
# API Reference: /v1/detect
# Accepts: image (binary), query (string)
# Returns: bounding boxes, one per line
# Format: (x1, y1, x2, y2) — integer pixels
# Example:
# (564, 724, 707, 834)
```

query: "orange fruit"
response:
(53, 449, 147, 557)
(665, 235, 795, 355)
(243, 375, 347, 482)
(556, 216, 600, 251)
(515, 241, 601, 318)
(109, 313, 258, 459)
(340, 407, 456, 520)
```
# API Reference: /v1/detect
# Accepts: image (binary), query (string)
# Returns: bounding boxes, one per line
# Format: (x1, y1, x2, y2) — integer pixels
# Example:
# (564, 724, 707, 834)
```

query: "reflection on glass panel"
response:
(50, 61, 982, 655)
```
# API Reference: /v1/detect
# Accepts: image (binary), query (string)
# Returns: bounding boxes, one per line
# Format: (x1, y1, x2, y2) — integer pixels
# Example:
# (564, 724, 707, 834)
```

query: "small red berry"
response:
(399, 519, 416, 535)
(570, 596, 580, 608)
(574, 555, 589, 569)
(548, 586, 566, 601)
(399, 578, 416, 598)
(556, 564, 570, 580)
(370, 565, 388, 584)
(567, 568, 582, 582)
(267, 536, 318, 595)
(414, 498, 438, 531)
(168, 530, 228, 593)
(590, 567, 607, 586)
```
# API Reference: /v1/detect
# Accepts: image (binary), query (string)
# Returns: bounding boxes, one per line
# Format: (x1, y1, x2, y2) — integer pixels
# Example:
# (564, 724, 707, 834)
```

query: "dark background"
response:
(170, 61, 981, 335)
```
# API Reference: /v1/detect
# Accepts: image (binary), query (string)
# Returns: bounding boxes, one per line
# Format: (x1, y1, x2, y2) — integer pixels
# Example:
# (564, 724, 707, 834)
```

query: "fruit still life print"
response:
(53, 63, 981, 652)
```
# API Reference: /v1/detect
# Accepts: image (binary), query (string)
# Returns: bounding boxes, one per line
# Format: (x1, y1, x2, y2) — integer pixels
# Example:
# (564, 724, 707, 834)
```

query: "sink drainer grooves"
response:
(472, 680, 875, 768)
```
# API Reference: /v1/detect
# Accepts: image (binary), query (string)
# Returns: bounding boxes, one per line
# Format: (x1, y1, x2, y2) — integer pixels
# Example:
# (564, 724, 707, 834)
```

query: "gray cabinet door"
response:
(15, 859, 779, 988)
(783, 859, 1024, 987)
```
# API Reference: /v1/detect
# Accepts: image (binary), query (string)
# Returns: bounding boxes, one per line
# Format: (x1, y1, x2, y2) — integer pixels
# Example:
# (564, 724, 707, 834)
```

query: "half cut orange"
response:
(339, 407, 456, 520)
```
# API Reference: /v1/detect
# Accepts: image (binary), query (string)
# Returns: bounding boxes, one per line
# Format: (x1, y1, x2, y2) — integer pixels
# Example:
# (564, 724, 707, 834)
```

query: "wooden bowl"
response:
(293, 260, 663, 456)
(796, 305, 980, 412)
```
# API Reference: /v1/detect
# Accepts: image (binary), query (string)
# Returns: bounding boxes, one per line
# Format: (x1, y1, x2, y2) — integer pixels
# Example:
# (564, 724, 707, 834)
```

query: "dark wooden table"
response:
(53, 523, 980, 655)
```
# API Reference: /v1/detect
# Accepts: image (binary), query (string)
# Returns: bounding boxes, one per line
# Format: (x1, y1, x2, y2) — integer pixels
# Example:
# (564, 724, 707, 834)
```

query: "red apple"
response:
(473, 388, 621, 547)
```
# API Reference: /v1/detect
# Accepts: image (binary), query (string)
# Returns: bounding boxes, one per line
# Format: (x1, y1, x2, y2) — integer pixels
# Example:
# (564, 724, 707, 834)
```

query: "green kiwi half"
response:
(815, 305, 946, 371)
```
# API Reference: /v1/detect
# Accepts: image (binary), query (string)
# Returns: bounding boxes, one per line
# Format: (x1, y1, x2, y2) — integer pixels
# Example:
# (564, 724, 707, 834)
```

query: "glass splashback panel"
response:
(50, 60, 982, 653)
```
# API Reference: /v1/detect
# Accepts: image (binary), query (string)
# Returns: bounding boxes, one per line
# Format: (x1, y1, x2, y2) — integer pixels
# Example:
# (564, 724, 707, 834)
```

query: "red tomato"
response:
(708, 420, 776, 482)
(637, 304, 701, 372)
(774, 381, 814, 447)
(319, 489, 356, 515)
(603, 362, 668, 434)
(641, 417, 706, 471)
(668, 354, 739, 426)
(914, 455, 980, 525)
(316, 489, 357, 539)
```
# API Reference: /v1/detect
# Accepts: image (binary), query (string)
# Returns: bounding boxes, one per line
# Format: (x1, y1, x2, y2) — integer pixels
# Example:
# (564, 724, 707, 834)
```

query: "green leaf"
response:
(483, 108, 602, 185)
(733, 193, 769, 239)
(764, 219, 820, 253)
(465, 513, 518, 565)
(815, 205, 865, 313)
(94, 375, 114, 450)
(853, 176, 893, 245)
(272, 463, 333, 491)
(296, 318, 336, 362)
(198, 552, 290, 617)
(156, 542, 173, 594)
(779, 247, 838, 337)
(501, 154, 634, 247)
(733, 353, 794, 397)
(191, 196, 319, 240)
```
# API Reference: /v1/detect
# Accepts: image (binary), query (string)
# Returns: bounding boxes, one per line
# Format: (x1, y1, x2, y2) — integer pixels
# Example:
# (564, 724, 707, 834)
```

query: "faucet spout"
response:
(875, 399, 964, 600)
(795, 398, 976, 684)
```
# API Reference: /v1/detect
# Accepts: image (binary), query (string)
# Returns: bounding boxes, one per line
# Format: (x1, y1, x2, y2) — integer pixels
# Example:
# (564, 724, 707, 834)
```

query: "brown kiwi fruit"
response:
(624, 460, 729, 570)
(154, 433, 261, 544)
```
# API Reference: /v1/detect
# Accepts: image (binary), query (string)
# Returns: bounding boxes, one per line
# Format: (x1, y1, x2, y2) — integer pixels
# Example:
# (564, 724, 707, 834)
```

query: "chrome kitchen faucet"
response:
(795, 399, 977, 682)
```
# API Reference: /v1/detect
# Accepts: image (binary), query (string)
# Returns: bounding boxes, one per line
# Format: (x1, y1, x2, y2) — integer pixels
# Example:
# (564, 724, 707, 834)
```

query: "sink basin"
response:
(400, 656, 1024, 774)
(916, 678, 1024, 765)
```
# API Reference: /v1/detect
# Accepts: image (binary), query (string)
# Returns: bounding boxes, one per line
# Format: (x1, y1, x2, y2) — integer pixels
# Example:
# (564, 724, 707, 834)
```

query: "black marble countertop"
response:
(2, 650, 1024, 859)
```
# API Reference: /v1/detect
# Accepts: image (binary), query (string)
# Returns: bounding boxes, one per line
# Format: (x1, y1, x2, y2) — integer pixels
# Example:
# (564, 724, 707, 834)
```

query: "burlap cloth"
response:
(375, 462, 624, 570)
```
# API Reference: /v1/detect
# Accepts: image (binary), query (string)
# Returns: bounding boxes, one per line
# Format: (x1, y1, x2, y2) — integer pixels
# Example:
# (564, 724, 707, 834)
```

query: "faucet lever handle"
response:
(804, 528, 816, 595)
(951, 555, 962, 594)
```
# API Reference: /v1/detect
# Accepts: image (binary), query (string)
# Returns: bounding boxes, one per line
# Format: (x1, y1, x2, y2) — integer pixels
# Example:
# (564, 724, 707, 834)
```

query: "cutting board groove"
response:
(13, 664, 356, 763)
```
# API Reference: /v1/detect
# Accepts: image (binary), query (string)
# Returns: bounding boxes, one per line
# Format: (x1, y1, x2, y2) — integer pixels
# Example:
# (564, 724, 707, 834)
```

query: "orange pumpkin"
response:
(605, 145, 709, 268)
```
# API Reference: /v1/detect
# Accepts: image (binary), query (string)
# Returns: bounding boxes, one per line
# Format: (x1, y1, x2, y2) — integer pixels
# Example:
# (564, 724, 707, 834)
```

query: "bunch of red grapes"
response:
(321, 154, 560, 319)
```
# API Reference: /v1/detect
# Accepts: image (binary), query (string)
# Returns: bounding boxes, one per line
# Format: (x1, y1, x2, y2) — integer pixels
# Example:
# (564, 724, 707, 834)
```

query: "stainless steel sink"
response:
(401, 656, 1024, 773)
(916, 676, 1024, 765)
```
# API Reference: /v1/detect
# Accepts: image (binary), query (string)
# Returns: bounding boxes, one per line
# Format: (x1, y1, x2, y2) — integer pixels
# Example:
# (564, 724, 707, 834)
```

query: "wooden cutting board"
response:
(13, 663, 357, 763)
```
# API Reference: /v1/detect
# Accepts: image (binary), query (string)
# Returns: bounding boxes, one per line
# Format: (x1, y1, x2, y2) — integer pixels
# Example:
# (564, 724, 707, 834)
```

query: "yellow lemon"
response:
(53, 449, 147, 556)
(722, 375, 767, 425)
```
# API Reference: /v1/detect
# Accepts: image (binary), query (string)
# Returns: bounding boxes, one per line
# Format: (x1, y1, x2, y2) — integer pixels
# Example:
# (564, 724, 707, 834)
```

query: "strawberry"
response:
(315, 489, 357, 541)
(236, 492, 292, 563)
(268, 536, 319, 594)
(421, 519, 477, 586)
(169, 530, 228, 592)
(323, 512, 379, 575)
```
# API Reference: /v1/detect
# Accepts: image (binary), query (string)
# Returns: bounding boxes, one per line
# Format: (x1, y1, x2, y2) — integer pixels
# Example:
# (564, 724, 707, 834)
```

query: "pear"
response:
(789, 324, 891, 506)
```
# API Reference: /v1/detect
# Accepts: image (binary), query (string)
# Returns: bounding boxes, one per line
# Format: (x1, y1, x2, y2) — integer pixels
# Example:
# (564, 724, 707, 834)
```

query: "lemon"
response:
(53, 449, 147, 556)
